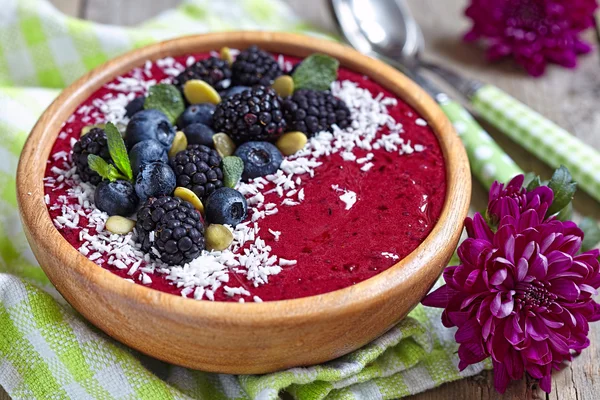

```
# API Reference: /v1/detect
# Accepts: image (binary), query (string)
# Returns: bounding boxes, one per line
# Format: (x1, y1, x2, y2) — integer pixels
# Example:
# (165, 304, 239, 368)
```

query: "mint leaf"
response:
(88, 155, 127, 182)
(104, 122, 133, 181)
(580, 217, 600, 252)
(292, 54, 339, 91)
(547, 166, 577, 216)
(222, 156, 244, 188)
(144, 84, 184, 125)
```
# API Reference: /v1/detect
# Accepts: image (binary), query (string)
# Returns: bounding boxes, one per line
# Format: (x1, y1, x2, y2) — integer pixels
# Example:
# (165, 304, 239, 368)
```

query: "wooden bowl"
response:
(17, 32, 470, 374)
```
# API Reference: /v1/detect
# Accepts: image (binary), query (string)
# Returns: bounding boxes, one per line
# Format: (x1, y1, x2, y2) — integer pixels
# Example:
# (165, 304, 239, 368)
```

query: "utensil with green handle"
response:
(425, 64, 600, 202)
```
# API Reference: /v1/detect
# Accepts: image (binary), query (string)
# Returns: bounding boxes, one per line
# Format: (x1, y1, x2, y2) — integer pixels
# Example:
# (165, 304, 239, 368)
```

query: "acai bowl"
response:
(17, 32, 470, 373)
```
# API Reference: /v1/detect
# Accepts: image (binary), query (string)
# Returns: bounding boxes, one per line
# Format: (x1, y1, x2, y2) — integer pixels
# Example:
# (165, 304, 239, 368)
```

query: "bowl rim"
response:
(17, 31, 470, 325)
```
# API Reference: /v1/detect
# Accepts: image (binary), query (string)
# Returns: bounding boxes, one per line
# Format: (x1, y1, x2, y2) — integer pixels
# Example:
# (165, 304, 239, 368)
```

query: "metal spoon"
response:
(330, 0, 522, 188)
(331, 0, 600, 202)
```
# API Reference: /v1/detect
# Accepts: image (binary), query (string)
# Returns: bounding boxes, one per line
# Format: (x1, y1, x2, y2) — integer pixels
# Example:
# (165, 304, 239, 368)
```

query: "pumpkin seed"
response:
(183, 79, 221, 105)
(276, 131, 308, 156)
(105, 216, 136, 235)
(174, 186, 204, 214)
(205, 224, 234, 251)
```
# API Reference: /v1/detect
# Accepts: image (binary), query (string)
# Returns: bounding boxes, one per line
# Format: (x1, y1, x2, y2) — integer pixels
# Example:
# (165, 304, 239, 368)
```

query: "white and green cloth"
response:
(0, 0, 543, 399)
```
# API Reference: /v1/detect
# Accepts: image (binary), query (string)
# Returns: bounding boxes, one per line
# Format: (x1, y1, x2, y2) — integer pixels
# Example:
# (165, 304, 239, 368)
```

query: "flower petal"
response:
(490, 268, 508, 286)
(421, 285, 451, 308)
(491, 292, 514, 318)
(551, 279, 580, 302)
(492, 360, 510, 394)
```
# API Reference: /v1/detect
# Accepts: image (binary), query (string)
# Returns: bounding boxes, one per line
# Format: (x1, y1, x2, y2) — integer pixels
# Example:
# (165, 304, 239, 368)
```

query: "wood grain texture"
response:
(10, 0, 596, 399)
(16, 32, 470, 374)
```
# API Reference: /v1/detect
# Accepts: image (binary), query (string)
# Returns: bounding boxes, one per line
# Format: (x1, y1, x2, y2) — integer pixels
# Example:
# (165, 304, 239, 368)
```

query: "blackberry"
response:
(173, 56, 232, 92)
(212, 86, 286, 144)
(231, 45, 282, 86)
(282, 89, 352, 137)
(136, 196, 205, 265)
(170, 144, 223, 200)
(72, 128, 112, 185)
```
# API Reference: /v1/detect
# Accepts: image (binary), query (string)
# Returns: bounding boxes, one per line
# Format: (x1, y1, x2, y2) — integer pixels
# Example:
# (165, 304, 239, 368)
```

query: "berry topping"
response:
(222, 85, 250, 98)
(212, 86, 286, 144)
(129, 139, 168, 177)
(282, 89, 351, 136)
(125, 96, 145, 118)
(177, 103, 216, 128)
(125, 109, 176, 149)
(204, 187, 248, 226)
(134, 161, 177, 202)
(170, 144, 224, 200)
(72, 127, 111, 185)
(183, 123, 215, 147)
(136, 196, 205, 265)
(231, 45, 282, 86)
(94, 180, 139, 217)
(173, 56, 232, 92)
(234, 141, 283, 181)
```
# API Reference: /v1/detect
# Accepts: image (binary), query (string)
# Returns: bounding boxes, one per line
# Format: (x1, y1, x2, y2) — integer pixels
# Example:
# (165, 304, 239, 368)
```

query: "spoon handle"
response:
(436, 96, 523, 188)
(425, 63, 600, 202)
(471, 85, 600, 203)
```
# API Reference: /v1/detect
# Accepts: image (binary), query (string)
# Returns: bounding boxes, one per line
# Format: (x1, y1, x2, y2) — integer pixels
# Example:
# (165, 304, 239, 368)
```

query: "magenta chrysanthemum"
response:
(488, 174, 554, 224)
(464, 0, 598, 76)
(423, 176, 600, 393)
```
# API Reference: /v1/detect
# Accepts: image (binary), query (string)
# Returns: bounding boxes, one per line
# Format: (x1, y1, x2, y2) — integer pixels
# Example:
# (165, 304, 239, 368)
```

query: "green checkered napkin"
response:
(0, 1, 495, 399)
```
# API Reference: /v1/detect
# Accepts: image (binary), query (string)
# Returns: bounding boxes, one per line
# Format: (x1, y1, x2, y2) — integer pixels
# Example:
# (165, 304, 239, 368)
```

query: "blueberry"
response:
(183, 123, 215, 147)
(234, 141, 283, 180)
(135, 161, 176, 202)
(205, 187, 248, 226)
(129, 139, 168, 177)
(222, 86, 251, 98)
(177, 104, 216, 128)
(94, 180, 139, 216)
(125, 109, 176, 150)
(125, 96, 145, 118)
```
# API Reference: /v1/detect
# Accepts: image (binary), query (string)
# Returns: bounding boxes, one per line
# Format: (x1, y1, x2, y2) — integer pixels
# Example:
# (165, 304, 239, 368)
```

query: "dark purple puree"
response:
(44, 53, 447, 302)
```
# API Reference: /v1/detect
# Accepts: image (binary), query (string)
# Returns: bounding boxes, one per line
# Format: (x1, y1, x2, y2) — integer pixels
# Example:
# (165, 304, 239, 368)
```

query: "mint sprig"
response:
(87, 154, 128, 182)
(292, 54, 339, 91)
(144, 84, 184, 124)
(86, 122, 133, 183)
(222, 156, 244, 188)
(104, 122, 133, 181)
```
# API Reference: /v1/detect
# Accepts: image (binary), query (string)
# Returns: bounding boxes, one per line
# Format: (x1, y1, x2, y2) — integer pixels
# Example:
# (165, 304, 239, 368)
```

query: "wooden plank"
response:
(284, 0, 338, 32)
(82, 0, 180, 26)
(0, 386, 8, 400)
(48, 0, 82, 17)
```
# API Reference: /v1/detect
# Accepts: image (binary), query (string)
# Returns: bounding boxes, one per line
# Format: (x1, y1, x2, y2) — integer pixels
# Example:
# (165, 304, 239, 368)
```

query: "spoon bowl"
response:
(330, 0, 424, 67)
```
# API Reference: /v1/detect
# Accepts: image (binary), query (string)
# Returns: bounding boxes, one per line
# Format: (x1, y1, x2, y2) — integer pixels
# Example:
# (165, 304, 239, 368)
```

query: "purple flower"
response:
(464, 0, 598, 76)
(488, 174, 554, 224)
(423, 184, 600, 393)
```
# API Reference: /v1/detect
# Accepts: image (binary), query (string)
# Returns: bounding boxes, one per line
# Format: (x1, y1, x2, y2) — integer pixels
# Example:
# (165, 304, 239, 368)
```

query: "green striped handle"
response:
(472, 85, 600, 203)
(438, 99, 523, 188)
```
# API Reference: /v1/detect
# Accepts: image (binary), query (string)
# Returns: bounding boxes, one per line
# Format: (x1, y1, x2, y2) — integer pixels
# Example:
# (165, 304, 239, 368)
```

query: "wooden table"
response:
(2, 0, 598, 399)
